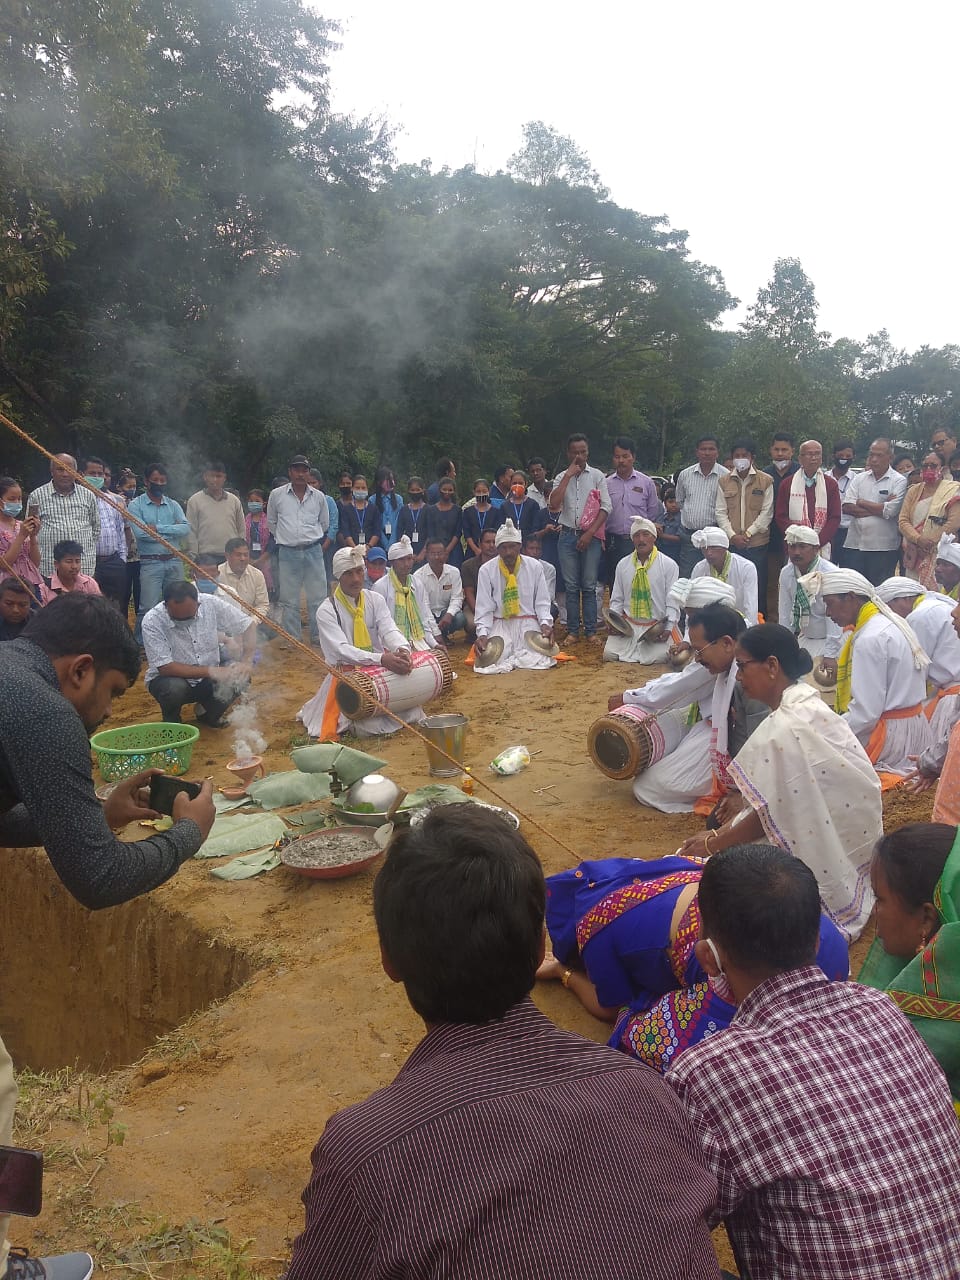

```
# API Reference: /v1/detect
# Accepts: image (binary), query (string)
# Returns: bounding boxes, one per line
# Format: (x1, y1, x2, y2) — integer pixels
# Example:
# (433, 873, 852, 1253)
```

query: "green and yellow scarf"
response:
(499, 556, 522, 617)
(834, 600, 880, 715)
(710, 552, 731, 582)
(791, 555, 819, 635)
(334, 586, 372, 650)
(630, 547, 657, 620)
(389, 568, 425, 643)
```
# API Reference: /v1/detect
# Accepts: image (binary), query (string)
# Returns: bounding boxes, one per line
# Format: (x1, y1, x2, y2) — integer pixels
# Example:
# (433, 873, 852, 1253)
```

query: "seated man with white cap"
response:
(875, 576, 960, 780)
(690, 526, 759, 624)
(474, 519, 555, 675)
(610, 601, 768, 815)
(372, 535, 440, 652)
(778, 524, 843, 676)
(799, 566, 932, 782)
(934, 532, 960, 600)
(297, 546, 417, 739)
(603, 517, 680, 664)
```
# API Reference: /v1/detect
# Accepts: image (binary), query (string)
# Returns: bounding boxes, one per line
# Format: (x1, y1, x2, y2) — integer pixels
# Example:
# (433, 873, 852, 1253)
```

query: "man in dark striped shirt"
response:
(287, 807, 720, 1280)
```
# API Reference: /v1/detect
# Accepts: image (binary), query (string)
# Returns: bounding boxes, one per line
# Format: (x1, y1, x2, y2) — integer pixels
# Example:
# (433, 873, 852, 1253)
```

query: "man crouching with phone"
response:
(0, 593, 215, 1280)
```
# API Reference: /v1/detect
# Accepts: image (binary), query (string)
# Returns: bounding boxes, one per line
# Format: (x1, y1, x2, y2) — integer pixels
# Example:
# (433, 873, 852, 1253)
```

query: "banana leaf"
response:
(211, 849, 282, 880)
(193, 812, 288, 859)
(398, 785, 473, 811)
(246, 771, 332, 810)
(290, 743, 387, 786)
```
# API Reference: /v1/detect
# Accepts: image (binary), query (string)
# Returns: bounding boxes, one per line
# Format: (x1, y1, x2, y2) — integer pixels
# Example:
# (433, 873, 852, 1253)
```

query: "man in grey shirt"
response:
(548, 434, 611, 642)
(266, 453, 330, 643)
(27, 453, 100, 576)
(673, 436, 729, 576)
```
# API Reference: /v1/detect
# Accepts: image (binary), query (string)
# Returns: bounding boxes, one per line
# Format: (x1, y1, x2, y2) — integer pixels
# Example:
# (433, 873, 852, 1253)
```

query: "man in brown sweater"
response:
(714, 438, 774, 610)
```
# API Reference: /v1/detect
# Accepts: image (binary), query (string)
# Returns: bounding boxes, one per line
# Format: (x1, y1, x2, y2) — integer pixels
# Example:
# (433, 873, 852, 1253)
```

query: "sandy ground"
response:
(13, 629, 935, 1275)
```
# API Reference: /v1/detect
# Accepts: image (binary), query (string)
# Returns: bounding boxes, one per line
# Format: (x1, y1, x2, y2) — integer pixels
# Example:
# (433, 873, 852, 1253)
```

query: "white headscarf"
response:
(630, 516, 658, 539)
(691, 525, 730, 550)
(495, 519, 522, 546)
(936, 534, 960, 570)
(784, 523, 821, 546)
(388, 535, 414, 562)
(332, 546, 365, 579)
(798, 567, 929, 669)
(875, 577, 924, 603)
(683, 578, 737, 609)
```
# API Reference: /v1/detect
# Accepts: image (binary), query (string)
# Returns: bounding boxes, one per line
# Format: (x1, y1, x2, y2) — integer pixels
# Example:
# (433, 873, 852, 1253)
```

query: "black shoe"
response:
(7, 1250, 94, 1280)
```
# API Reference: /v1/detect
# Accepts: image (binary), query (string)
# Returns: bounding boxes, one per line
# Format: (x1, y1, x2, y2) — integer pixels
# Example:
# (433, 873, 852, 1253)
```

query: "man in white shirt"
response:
(778, 525, 843, 674)
(841, 438, 907, 585)
(800, 568, 931, 779)
(266, 453, 330, 644)
(548, 434, 611, 642)
(414, 538, 466, 639)
(690, 527, 759, 625)
(604, 517, 680, 664)
(829, 440, 856, 566)
(474, 521, 554, 675)
(297, 546, 416, 739)
(217, 538, 269, 612)
(674, 436, 729, 577)
(142, 580, 256, 726)
(524, 457, 551, 509)
(373, 535, 440, 652)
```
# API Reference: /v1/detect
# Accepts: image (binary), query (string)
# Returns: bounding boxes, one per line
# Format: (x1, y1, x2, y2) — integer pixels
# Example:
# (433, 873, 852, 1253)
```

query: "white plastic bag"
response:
(489, 745, 531, 776)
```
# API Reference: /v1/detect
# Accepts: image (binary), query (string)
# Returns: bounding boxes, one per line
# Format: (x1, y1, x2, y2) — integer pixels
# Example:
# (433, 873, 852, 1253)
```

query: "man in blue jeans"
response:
(267, 454, 330, 644)
(549, 434, 611, 642)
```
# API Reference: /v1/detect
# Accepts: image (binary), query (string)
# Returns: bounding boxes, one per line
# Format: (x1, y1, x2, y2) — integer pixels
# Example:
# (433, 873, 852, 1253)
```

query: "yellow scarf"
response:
(630, 547, 657, 619)
(499, 555, 522, 617)
(389, 568, 424, 642)
(334, 586, 372, 650)
(835, 601, 880, 715)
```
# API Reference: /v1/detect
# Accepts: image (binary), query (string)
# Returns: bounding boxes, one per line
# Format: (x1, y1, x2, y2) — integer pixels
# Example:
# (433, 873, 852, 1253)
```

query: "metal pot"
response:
(342, 772, 401, 813)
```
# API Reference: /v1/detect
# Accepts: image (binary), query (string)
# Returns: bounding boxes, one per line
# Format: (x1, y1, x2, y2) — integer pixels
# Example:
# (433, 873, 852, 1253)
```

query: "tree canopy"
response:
(1, 2, 956, 491)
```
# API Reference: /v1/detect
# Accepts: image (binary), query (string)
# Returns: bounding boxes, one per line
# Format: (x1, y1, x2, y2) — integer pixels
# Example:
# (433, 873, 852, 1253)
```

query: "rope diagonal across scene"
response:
(0, 411, 584, 861)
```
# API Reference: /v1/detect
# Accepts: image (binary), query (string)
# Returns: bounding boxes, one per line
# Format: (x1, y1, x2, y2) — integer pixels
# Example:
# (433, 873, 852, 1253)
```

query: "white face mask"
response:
(773, 458, 790, 471)
(733, 457, 751, 473)
(705, 938, 737, 1004)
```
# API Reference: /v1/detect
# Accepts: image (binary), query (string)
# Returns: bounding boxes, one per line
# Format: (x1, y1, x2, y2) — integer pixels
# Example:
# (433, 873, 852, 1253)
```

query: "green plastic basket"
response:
(90, 722, 200, 781)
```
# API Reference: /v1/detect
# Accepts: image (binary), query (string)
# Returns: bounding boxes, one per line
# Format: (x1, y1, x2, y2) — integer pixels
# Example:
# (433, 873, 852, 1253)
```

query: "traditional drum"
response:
(588, 704, 687, 780)
(335, 648, 454, 720)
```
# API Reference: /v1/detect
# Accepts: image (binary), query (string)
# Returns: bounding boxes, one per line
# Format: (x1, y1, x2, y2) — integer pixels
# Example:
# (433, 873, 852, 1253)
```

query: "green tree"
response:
(507, 121, 607, 195)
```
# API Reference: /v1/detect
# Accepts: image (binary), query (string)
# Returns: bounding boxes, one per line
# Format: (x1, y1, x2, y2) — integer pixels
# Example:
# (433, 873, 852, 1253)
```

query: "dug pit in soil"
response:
(1, 848, 256, 1072)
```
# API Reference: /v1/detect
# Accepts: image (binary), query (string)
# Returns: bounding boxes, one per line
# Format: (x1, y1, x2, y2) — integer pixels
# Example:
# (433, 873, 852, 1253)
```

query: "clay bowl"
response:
(280, 826, 383, 880)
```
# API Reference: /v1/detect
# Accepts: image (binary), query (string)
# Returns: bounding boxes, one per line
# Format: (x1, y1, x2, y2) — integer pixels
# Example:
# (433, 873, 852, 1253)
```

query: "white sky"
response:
(324, 0, 958, 352)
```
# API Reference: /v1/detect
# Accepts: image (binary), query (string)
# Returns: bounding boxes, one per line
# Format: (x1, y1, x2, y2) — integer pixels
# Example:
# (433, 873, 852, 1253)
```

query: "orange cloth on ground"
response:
(865, 703, 924, 793)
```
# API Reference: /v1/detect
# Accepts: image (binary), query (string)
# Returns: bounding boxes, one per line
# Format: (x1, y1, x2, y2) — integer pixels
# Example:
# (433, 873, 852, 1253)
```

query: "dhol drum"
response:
(335, 648, 454, 720)
(588, 704, 687, 780)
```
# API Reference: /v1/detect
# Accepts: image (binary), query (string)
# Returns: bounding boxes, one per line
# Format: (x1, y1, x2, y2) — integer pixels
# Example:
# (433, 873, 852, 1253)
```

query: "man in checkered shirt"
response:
(667, 844, 960, 1280)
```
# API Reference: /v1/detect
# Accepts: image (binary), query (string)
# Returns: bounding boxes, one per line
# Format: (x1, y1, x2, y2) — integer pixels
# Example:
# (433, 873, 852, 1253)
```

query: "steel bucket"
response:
(421, 713, 469, 777)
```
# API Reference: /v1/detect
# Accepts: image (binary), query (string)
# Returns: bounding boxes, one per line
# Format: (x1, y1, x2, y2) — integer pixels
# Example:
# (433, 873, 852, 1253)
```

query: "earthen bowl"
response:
(280, 826, 383, 880)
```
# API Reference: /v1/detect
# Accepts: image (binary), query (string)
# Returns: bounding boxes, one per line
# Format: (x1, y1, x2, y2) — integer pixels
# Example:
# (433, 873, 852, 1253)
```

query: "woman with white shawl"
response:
(678, 624, 882, 942)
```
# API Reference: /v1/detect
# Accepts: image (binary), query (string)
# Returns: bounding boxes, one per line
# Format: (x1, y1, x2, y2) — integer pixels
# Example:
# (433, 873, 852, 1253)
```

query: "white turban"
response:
(686, 578, 737, 609)
(875, 577, 924, 603)
(784, 524, 821, 546)
(667, 578, 693, 610)
(495, 519, 522, 546)
(630, 516, 658, 538)
(332, 546, 365, 579)
(936, 534, 960, 570)
(798, 568, 929, 670)
(691, 526, 729, 550)
(388, 535, 414, 562)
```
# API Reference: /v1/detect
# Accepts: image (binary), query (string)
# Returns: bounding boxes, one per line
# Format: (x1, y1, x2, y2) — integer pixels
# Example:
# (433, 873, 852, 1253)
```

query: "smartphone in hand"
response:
(0, 1146, 43, 1217)
(149, 774, 202, 817)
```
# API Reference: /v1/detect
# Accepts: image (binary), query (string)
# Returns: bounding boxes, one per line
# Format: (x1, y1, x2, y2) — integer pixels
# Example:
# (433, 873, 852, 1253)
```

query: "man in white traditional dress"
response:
(610, 603, 768, 814)
(777, 524, 843, 675)
(876, 576, 960, 782)
(603, 517, 680, 664)
(474, 520, 555, 675)
(690, 526, 759, 624)
(799, 567, 931, 782)
(373, 535, 440, 652)
(934, 533, 960, 601)
(297, 546, 420, 739)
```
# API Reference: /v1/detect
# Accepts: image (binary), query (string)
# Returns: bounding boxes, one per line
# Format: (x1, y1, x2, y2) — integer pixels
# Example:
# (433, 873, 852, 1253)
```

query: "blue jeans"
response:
(135, 558, 185, 642)
(278, 543, 327, 641)
(558, 530, 602, 636)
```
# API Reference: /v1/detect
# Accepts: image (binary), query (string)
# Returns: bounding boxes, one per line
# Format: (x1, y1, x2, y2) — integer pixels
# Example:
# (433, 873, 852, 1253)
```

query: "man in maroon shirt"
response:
(287, 806, 720, 1280)
(774, 439, 841, 552)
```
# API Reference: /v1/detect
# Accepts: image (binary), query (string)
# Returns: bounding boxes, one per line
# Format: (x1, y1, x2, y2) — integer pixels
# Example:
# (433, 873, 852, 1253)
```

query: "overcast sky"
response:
(324, 0, 957, 352)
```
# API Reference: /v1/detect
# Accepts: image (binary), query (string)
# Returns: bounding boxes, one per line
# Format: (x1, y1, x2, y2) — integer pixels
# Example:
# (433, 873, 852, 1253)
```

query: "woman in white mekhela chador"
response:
(372, 535, 440, 652)
(474, 519, 555, 675)
(876, 575, 960, 779)
(297, 546, 421, 738)
(603, 517, 680, 664)
(679, 624, 882, 942)
(619, 581, 739, 813)
(689, 526, 759, 624)
(799, 566, 932, 780)
(777, 524, 843, 661)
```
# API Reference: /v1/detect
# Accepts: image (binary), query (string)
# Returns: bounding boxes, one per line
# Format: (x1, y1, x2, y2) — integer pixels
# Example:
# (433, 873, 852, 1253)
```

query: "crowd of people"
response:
(3, 430, 960, 1278)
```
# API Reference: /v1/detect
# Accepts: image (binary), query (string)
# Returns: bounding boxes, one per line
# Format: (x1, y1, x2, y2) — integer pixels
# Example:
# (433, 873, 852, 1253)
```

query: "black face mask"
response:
(148, 481, 166, 496)
(339, 485, 352, 497)
(952, 472, 960, 483)
(476, 495, 489, 504)
(834, 458, 852, 469)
